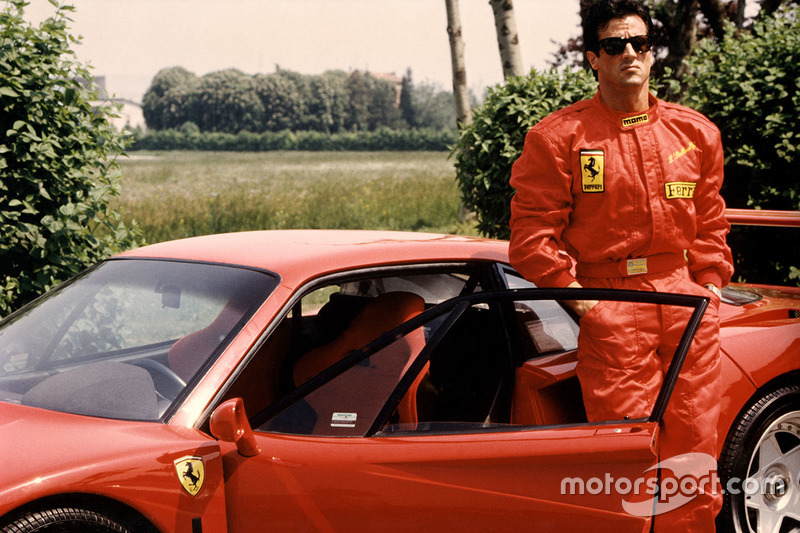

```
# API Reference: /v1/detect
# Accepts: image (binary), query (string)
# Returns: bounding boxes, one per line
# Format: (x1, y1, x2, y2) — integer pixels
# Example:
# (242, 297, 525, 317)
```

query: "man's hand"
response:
(565, 281, 599, 317)
(704, 283, 722, 298)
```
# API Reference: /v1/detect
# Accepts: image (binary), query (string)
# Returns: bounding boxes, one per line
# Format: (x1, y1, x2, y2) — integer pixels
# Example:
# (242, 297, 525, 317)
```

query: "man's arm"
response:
(508, 128, 576, 288)
(687, 126, 734, 289)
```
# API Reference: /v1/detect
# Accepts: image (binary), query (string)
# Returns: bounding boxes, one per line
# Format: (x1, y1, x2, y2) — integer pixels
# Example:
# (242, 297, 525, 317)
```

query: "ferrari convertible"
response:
(0, 211, 797, 533)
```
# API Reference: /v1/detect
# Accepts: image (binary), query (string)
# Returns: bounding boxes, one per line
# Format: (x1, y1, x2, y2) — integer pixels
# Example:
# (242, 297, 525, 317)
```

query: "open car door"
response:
(213, 288, 709, 532)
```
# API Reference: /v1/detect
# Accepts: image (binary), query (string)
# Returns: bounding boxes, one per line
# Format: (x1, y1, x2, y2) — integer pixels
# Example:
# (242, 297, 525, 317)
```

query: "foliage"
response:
(0, 0, 140, 315)
(549, 0, 782, 78)
(452, 68, 598, 238)
(400, 69, 417, 128)
(141, 66, 198, 131)
(130, 127, 457, 152)
(193, 69, 263, 133)
(142, 67, 456, 134)
(414, 82, 458, 131)
(680, 5, 800, 284)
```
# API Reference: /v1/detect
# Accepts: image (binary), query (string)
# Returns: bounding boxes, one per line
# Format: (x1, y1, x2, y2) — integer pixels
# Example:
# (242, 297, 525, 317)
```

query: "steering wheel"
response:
(132, 359, 187, 401)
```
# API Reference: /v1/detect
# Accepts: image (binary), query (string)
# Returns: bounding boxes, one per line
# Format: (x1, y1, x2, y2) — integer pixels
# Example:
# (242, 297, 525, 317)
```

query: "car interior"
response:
(213, 264, 588, 437)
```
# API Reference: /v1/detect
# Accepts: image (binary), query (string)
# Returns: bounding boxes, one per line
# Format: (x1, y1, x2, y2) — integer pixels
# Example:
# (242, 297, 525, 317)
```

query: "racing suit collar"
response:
(592, 91, 660, 130)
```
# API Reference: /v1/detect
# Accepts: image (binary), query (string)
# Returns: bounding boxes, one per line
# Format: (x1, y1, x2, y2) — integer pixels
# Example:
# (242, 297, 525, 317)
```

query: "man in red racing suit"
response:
(508, 1, 733, 531)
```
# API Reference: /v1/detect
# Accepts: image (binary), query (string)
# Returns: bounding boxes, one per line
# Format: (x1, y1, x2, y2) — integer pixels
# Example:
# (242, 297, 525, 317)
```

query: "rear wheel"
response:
(1, 508, 130, 533)
(717, 384, 800, 533)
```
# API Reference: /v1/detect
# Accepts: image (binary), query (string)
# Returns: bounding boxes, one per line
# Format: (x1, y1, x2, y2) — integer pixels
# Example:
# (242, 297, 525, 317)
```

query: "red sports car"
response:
(0, 213, 798, 533)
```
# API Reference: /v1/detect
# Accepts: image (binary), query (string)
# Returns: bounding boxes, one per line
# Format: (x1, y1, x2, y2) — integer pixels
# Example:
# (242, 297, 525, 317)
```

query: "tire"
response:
(1, 508, 130, 533)
(717, 383, 800, 533)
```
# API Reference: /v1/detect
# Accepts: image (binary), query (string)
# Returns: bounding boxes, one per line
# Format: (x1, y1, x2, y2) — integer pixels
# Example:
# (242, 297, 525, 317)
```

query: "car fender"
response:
(0, 403, 227, 533)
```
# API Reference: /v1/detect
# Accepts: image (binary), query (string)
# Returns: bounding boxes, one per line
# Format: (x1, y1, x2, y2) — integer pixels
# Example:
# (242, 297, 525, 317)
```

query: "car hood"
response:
(720, 283, 800, 328)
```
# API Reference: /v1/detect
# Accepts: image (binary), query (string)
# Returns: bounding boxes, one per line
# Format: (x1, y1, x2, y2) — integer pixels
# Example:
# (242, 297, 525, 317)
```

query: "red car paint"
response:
(0, 217, 797, 532)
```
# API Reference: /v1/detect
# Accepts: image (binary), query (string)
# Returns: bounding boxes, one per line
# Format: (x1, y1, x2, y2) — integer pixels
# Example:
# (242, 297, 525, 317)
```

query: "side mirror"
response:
(209, 398, 261, 457)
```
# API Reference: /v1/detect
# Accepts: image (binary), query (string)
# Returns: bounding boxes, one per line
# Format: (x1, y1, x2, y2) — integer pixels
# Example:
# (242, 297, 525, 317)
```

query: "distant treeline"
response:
(129, 126, 458, 152)
(140, 67, 458, 135)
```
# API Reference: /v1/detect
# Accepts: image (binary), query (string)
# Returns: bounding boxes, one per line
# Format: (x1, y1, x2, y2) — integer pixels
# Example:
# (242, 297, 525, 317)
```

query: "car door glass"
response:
(503, 270, 579, 357)
(382, 290, 706, 434)
(222, 268, 485, 427)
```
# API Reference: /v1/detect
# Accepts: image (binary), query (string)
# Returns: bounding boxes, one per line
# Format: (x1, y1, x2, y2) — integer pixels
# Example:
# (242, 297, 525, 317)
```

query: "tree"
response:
(550, 0, 800, 78)
(489, 0, 524, 78)
(0, 0, 140, 315)
(414, 82, 458, 131)
(194, 69, 264, 133)
(368, 78, 404, 131)
(400, 69, 417, 128)
(344, 71, 373, 131)
(141, 66, 199, 130)
(445, 0, 472, 127)
(305, 73, 347, 133)
(255, 71, 304, 132)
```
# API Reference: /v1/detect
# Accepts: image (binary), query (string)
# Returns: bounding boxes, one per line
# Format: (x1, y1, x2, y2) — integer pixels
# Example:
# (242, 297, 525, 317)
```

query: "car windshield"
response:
(0, 259, 277, 421)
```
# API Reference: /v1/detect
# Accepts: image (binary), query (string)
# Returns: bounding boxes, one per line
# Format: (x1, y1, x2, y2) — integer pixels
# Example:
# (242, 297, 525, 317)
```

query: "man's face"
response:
(587, 15, 653, 92)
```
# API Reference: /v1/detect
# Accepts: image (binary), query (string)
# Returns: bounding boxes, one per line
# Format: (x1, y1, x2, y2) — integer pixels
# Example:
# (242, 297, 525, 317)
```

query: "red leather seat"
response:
(293, 291, 425, 386)
(168, 302, 244, 381)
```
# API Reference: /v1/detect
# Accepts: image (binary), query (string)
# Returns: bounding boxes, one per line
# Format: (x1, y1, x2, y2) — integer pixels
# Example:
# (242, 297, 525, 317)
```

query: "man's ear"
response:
(586, 51, 599, 71)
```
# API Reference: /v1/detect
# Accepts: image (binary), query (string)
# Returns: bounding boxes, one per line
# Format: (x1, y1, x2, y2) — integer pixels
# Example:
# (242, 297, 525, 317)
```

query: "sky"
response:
(22, 0, 582, 103)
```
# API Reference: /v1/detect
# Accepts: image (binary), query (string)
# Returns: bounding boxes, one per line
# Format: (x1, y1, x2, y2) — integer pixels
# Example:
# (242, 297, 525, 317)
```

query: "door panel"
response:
(225, 424, 657, 532)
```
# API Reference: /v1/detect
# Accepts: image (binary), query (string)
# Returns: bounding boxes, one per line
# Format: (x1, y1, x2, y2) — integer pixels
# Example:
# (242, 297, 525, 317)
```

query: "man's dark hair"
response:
(583, 0, 654, 54)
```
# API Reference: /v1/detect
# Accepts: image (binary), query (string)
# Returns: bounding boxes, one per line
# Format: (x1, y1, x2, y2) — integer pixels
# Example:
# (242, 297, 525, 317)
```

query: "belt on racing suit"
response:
(576, 252, 686, 278)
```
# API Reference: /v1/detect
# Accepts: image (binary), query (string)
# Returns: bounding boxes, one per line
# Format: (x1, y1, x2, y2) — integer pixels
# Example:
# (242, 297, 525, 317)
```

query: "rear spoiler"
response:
(725, 208, 800, 228)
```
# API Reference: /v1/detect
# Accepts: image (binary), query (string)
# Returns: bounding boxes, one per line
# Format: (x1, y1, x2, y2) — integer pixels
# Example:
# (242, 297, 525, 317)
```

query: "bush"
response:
(681, 6, 800, 284)
(0, 1, 140, 315)
(129, 128, 458, 152)
(452, 68, 598, 238)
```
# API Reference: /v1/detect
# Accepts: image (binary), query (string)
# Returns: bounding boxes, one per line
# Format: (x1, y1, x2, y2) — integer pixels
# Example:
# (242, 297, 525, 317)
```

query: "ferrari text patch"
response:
(621, 113, 649, 127)
(580, 150, 604, 193)
(174, 456, 205, 496)
(665, 182, 696, 199)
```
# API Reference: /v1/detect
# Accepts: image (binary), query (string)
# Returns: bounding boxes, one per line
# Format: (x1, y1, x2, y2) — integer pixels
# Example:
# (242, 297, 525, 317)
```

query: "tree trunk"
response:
(698, 0, 727, 38)
(735, 0, 747, 28)
(662, 0, 699, 78)
(445, 0, 472, 127)
(489, 0, 524, 78)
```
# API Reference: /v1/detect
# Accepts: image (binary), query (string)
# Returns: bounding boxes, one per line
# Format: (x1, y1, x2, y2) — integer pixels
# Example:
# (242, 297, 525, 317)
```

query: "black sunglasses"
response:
(598, 35, 651, 55)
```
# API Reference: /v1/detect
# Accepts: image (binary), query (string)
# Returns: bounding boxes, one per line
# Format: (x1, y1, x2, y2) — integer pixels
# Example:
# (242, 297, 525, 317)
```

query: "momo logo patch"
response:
(580, 150, 604, 193)
(621, 113, 649, 127)
(665, 182, 696, 199)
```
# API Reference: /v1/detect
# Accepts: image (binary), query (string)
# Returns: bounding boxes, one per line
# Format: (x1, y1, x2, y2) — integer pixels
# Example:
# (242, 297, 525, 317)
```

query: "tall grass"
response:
(115, 151, 475, 244)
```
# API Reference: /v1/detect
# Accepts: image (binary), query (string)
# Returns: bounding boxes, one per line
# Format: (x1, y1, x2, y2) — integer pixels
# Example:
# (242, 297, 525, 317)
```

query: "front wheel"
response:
(717, 384, 800, 533)
(1, 508, 130, 533)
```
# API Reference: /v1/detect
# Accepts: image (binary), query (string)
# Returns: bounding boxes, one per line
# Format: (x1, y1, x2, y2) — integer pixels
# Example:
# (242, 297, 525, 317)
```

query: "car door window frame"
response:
(250, 287, 708, 436)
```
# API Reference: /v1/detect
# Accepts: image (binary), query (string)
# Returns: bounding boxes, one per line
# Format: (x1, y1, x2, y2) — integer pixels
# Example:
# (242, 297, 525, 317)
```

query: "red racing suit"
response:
(509, 92, 734, 531)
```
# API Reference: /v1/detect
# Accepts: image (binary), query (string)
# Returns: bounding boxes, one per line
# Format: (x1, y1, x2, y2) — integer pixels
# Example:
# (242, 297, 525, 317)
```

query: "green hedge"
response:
(452, 68, 598, 238)
(130, 128, 458, 152)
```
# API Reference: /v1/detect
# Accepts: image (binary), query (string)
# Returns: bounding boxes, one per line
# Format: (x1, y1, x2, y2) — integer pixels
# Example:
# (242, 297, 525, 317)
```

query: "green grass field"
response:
(115, 151, 477, 245)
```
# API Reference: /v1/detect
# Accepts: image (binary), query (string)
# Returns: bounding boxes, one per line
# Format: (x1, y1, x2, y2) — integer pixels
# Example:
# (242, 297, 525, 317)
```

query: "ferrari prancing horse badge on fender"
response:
(580, 150, 604, 193)
(174, 456, 205, 496)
